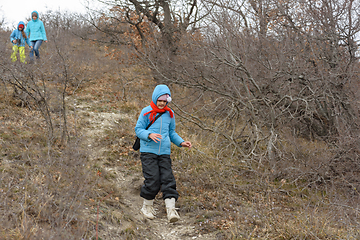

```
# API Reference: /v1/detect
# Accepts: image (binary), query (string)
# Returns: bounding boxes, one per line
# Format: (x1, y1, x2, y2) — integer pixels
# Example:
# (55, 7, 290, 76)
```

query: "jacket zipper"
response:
(158, 115, 162, 155)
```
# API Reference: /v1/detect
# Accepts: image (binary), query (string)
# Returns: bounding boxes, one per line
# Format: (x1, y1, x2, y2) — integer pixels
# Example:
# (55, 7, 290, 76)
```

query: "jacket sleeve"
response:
(135, 110, 152, 142)
(10, 30, 16, 43)
(25, 31, 31, 46)
(169, 115, 184, 147)
(25, 36, 31, 47)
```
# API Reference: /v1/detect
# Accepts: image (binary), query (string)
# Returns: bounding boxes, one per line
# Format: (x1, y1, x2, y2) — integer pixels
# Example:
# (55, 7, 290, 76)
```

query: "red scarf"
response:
(144, 101, 174, 123)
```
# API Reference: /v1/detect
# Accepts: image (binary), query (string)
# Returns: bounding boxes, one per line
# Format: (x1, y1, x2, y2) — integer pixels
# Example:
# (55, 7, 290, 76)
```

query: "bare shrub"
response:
(102, 0, 360, 185)
(0, 11, 118, 239)
(91, 0, 360, 237)
(1, 2, 359, 238)
(0, 141, 94, 239)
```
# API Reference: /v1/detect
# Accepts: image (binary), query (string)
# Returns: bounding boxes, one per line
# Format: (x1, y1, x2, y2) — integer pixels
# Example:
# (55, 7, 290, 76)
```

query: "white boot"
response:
(141, 199, 156, 219)
(165, 198, 180, 223)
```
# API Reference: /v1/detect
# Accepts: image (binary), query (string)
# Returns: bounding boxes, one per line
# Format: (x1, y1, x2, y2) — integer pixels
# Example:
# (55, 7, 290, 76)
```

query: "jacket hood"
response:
(31, 11, 39, 21)
(152, 85, 171, 103)
(17, 21, 25, 29)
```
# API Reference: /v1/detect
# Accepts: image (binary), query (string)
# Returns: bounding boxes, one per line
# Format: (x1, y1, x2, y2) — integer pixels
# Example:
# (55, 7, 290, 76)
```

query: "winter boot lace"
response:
(165, 198, 180, 223)
(141, 199, 156, 219)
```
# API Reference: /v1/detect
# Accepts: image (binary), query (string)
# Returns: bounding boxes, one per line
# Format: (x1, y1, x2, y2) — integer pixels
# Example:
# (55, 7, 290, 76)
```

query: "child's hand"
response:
(181, 141, 192, 149)
(149, 133, 162, 143)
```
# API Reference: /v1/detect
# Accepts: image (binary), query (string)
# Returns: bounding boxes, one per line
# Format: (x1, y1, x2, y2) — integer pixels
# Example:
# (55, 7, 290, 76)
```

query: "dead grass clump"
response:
(169, 121, 360, 239)
(0, 136, 98, 239)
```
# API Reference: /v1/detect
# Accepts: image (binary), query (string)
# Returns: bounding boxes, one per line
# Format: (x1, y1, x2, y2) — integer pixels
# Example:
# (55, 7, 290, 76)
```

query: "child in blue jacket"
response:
(135, 84, 192, 223)
(10, 21, 32, 63)
(25, 11, 47, 62)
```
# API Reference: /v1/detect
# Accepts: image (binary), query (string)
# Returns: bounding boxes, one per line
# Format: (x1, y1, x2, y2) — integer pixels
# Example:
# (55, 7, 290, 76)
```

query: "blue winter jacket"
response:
(25, 11, 47, 41)
(135, 85, 184, 155)
(10, 21, 31, 47)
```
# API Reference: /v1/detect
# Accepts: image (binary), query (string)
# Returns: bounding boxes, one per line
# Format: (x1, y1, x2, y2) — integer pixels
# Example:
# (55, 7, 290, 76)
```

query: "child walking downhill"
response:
(135, 84, 192, 223)
(10, 21, 32, 63)
(25, 11, 47, 63)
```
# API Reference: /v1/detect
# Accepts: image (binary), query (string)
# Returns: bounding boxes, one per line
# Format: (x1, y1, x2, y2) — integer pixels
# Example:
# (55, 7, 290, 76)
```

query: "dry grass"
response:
(2, 72, 359, 239)
(0, 27, 359, 240)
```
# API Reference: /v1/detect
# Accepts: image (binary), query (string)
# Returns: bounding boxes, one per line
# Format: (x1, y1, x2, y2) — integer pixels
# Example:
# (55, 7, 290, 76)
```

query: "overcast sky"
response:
(0, 0, 93, 29)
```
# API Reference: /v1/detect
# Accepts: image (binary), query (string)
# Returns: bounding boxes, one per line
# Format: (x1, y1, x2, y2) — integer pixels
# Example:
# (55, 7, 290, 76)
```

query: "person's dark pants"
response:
(140, 152, 179, 201)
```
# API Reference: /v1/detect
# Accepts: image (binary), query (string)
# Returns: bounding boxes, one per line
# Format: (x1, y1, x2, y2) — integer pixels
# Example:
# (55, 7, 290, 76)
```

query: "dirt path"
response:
(73, 99, 218, 239)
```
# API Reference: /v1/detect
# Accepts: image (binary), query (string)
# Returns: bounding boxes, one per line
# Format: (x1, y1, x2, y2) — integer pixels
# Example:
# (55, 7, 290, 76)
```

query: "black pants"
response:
(140, 152, 179, 200)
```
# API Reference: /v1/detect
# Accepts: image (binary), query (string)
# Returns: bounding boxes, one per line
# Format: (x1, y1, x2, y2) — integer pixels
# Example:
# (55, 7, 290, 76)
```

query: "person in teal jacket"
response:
(9, 21, 32, 63)
(25, 11, 47, 62)
(135, 84, 192, 223)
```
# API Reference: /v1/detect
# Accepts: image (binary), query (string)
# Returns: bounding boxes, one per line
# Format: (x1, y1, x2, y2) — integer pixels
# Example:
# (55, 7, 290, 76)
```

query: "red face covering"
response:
(144, 101, 174, 123)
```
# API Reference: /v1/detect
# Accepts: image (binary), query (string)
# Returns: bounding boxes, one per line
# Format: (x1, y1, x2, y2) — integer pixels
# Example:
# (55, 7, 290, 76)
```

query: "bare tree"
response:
(91, 0, 360, 196)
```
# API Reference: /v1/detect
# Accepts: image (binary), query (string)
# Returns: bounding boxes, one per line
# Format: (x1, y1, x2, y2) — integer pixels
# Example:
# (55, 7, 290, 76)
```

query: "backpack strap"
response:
(145, 112, 165, 130)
